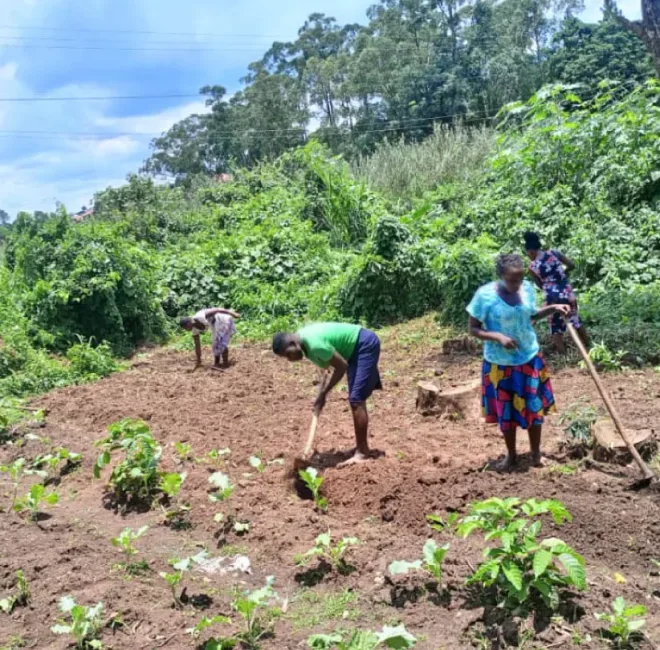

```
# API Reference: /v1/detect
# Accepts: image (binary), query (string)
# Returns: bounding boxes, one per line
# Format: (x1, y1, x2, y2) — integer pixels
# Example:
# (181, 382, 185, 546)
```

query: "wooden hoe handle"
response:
(566, 323, 654, 481)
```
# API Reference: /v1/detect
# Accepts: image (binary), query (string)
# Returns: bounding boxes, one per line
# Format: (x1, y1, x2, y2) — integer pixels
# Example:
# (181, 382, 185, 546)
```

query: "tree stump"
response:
(416, 379, 481, 419)
(441, 337, 480, 356)
(592, 419, 657, 465)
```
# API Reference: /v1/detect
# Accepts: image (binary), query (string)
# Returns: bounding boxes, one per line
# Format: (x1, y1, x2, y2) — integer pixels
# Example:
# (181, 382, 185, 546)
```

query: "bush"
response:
(338, 217, 441, 326)
(66, 338, 119, 381)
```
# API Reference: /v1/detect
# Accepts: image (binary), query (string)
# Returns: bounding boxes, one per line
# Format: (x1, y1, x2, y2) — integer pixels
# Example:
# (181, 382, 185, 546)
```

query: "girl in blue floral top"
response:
(468, 254, 570, 470)
(524, 231, 589, 354)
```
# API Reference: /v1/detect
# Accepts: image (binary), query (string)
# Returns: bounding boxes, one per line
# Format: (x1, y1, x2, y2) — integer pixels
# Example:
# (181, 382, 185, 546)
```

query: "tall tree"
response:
(613, 0, 660, 74)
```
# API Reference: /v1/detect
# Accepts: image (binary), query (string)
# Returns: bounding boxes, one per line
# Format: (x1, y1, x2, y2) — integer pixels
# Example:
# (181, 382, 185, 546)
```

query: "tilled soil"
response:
(1, 341, 659, 649)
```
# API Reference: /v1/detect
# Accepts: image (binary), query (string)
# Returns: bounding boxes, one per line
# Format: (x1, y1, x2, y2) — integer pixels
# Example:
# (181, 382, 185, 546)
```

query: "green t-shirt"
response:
(297, 322, 361, 368)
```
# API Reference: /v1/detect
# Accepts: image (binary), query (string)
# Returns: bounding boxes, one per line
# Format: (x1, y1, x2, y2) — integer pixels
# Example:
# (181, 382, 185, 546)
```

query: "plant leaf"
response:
(502, 560, 523, 591)
(533, 549, 552, 578)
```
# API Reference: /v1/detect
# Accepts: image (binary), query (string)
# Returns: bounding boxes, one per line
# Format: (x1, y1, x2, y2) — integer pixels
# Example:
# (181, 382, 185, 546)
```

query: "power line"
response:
(0, 93, 202, 102)
(0, 114, 497, 142)
(0, 24, 294, 39)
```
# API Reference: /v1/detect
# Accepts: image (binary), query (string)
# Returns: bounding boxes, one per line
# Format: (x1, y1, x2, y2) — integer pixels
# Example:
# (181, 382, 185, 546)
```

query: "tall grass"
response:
(353, 124, 495, 199)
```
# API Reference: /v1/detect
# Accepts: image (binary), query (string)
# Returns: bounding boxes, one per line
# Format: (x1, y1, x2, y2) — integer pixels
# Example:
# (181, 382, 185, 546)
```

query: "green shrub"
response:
(338, 217, 440, 326)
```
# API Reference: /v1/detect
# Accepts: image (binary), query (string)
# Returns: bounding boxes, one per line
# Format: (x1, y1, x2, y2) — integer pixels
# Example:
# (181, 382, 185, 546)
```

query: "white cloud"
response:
(95, 100, 209, 134)
(580, 0, 641, 22)
(0, 62, 18, 81)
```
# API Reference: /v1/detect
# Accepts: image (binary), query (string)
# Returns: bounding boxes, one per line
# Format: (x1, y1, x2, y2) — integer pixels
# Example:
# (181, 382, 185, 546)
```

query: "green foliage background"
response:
(2, 80, 660, 403)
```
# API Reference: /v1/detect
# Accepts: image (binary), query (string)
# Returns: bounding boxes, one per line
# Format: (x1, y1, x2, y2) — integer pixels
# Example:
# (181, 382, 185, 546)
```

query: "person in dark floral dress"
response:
(524, 232, 589, 353)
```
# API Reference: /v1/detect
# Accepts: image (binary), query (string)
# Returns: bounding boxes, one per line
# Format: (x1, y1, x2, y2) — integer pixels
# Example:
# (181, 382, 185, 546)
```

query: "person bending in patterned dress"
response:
(524, 231, 589, 354)
(468, 254, 570, 470)
(180, 307, 240, 371)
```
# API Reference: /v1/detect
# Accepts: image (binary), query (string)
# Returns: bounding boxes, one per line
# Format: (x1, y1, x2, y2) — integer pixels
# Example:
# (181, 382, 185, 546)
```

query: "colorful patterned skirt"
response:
(481, 354, 555, 433)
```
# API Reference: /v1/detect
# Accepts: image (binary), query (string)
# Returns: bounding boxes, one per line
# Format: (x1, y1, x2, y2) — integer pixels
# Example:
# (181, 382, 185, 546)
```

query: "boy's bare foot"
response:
(337, 451, 372, 468)
(531, 453, 547, 468)
(493, 455, 517, 472)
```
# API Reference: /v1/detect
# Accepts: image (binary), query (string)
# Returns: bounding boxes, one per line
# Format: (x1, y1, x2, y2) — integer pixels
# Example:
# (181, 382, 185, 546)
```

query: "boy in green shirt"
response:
(272, 322, 382, 467)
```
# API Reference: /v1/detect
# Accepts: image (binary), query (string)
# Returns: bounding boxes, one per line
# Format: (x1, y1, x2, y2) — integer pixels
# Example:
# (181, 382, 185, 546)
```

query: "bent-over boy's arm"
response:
(314, 352, 348, 411)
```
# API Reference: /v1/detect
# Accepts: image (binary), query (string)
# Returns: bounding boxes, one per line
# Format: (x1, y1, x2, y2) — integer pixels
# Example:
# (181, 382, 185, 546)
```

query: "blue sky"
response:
(0, 0, 642, 217)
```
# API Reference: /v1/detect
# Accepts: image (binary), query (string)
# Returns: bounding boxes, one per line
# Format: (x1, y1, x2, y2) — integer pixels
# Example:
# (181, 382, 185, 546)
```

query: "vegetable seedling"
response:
(595, 597, 647, 647)
(307, 624, 417, 649)
(389, 539, 450, 581)
(0, 458, 42, 511)
(296, 532, 359, 574)
(174, 441, 193, 461)
(110, 526, 149, 574)
(426, 512, 459, 533)
(186, 615, 231, 639)
(160, 472, 186, 499)
(209, 472, 234, 502)
(13, 484, 59, 521)
(159, 550, 209, 608)
(0, 570, 30, 614)
(249, 456, 265, 473)
(298, 467, 327, 511)
(31, 448, 82, 478)
(231, 577, 281, 648)
(51, 596, 104, 649)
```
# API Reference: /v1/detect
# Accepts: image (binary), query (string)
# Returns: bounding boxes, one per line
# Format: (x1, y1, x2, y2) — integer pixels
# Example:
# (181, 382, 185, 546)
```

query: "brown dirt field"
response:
(1, 338, 660, 650)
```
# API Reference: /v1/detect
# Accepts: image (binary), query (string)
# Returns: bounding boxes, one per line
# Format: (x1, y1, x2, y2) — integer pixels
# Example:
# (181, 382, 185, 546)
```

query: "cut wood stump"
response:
(416, 379, 481, 419)
(592, 419, 657, 465)
(441, 337, 480, 356)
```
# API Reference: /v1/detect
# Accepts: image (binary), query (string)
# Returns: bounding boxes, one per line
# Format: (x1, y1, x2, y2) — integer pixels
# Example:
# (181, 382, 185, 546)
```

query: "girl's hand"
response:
(554, 304, 571, 317)
(497, 334, 518, 349)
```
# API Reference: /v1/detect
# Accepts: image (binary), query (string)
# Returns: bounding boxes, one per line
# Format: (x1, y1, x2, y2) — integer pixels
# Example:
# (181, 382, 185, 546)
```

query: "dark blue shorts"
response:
(347, 328, 382, 404)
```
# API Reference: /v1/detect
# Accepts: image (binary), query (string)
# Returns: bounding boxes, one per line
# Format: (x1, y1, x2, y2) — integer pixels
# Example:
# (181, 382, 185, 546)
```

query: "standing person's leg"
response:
(212, 333, 223, 370)
(483, 361, 518, 470)
(525, 355, 556, 466)
(338, 330, 382, 468)
(221, 348, 229, 368)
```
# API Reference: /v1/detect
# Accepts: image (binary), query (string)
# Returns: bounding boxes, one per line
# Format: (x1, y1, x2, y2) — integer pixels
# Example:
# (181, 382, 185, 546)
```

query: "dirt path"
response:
(1, 341, 659, 649)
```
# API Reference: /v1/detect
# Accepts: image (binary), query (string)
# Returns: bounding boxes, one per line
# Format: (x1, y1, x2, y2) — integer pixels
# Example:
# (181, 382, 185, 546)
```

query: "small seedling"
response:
(186, 615, 231, 639)
(232, 577, 281, 648)
(296, 532, 359, 574)
(595, 597, 647, 647)
(299, 467, 327, 511)
(174, 441, 193, 461)
(0, 570, 30, 614)
(426, 512, 459, 533)
(307, 624, 417, 649)
(389, 539, 450, 581)
(110, 526, 149, 574)
(249, 456, 265, 473)
(160, 472, 186, 499)
(51, 596, 104, 649)
(32, 448, 82, 478)
(13, 484, 59, 521)
(159, 550, 209, 608)
(0, 458, 41, 510)
(234, 521, 250, 534)
(209, 472, 234, 502)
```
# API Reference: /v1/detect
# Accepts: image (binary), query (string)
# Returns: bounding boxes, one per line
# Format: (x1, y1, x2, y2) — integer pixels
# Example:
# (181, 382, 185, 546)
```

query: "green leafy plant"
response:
(0, 458, 43, 511)
(389, 539, 450, 581)
(51, 596, 104, 649)
(187, 615, 231, 639)
(93, 419, 162, 503)
(231, 577, 281, 648)
(110, 526, 149, 574)
(595, 597, 647, 648)
(299, 467, 327, 511)
(174, 441, 193, 461)
(249, 456, 265, 473)
(581, 342, 625, 372)
(31, 447, 82, 478)
(307, 624, 417, 649)
(160, 471, 186, 499)
(159, 550, 209, 608)
(296, 531, 359, 574)
(13, 483, 59, 521)
(557, 400, 598, 445)
(457, 497, 586, 612)
(426, 512, 459, 533)
(208, 471, 234, 502)
(0, 570, 30, 614)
